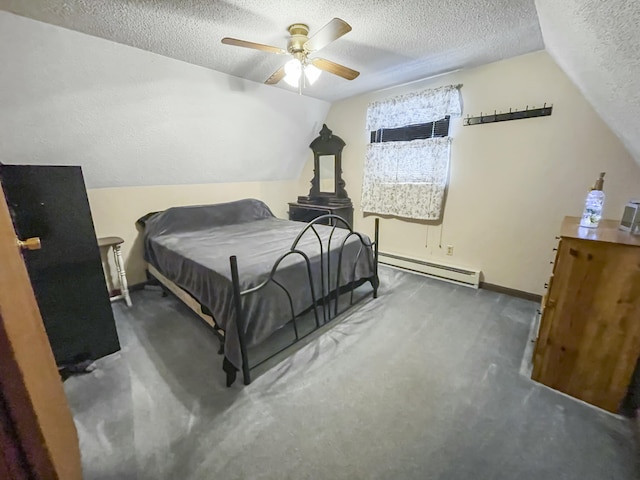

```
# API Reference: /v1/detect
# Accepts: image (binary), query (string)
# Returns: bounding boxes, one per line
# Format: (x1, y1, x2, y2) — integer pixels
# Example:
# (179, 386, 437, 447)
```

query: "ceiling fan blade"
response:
(304, 18, 352, 52)
(311, 58, 360, 80)
(221, 37, 287, 55)
(265, 65, 286, 85)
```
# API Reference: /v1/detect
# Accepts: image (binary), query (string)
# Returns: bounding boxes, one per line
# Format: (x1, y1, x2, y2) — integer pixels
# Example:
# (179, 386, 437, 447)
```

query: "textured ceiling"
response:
(535, 0, 640, 166)
(0, 0, 543, 102)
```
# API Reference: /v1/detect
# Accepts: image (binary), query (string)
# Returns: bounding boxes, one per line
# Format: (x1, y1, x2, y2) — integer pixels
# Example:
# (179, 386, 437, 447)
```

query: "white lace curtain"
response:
(362, 138, 451, 220)
(366, 85, 462, 132)
(362, 85, 461, 221)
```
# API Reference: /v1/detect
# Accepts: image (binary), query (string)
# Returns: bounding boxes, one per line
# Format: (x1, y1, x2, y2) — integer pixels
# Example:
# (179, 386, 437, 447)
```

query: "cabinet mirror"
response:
(319, 155, 336, 193)
(297, 124, 351, 207)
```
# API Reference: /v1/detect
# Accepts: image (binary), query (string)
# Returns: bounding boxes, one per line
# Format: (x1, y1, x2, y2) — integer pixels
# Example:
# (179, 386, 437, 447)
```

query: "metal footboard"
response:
(229, 216, 380, 385)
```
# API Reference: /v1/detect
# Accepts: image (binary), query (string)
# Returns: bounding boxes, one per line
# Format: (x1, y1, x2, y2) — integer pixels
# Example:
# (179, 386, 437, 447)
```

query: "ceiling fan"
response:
(221, 18, 359, 89)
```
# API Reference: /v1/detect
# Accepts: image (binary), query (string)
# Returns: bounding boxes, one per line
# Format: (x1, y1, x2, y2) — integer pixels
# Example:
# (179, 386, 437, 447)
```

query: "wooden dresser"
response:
(288, 202, 353, 228)
(532, 216, 640, 412)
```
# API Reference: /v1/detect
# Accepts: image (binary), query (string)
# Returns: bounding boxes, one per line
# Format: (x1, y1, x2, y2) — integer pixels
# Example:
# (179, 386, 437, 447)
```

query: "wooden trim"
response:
(0, 183, 81, 479)
(146, 264, 221, 334)
(480, 282, 542, 302)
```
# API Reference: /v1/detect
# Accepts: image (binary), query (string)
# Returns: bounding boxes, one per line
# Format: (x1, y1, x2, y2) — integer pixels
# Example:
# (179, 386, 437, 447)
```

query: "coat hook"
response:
(464, 102, 552, 126)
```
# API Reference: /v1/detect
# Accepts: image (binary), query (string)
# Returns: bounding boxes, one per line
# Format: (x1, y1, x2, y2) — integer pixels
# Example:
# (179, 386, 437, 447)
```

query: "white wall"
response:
(0, 12, 330, 188)
(298, 51, 640, 294)
(88, 181, 298, 287)
(0, 12, 329, 289)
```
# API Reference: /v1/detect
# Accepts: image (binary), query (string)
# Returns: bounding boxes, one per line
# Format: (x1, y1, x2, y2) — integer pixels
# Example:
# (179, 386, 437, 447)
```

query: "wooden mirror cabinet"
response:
(289, 124, 353, 228)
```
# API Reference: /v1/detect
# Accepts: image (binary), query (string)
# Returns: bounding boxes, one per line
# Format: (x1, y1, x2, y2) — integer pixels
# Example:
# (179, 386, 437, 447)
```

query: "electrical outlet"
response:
(446, 245, 454, 256)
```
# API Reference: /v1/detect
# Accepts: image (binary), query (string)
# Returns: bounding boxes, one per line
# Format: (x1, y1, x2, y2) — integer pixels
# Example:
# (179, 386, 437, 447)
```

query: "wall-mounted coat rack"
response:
(463, 103, 553, 126)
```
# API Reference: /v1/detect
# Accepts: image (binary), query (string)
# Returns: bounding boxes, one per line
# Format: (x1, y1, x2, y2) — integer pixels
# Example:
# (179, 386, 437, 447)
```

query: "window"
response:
(361, 85, 461, 221)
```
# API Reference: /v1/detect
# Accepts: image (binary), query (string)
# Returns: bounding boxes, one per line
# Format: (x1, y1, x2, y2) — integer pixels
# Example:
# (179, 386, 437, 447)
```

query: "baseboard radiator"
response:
(379, 252, 481, 288)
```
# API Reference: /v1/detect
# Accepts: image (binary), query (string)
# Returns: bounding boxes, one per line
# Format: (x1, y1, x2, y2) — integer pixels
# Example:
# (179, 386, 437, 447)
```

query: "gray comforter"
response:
(143, 199, 374, 371)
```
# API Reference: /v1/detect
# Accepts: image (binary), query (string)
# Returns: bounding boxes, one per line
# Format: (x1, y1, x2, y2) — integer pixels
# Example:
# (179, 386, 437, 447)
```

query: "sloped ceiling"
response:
(3, 1, 638, 170)
(0, 12, 330, 188)
(535, 0, 640, 165)
(0, 0, 544, 102)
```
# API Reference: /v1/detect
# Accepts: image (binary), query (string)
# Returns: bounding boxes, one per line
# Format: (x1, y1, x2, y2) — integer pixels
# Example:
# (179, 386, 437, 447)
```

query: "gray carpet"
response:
(64, 266, 639, 479)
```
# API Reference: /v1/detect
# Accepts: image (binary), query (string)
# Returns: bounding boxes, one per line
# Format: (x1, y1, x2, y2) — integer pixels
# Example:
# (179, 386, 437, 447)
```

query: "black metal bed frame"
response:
(227, 215, 379, 386)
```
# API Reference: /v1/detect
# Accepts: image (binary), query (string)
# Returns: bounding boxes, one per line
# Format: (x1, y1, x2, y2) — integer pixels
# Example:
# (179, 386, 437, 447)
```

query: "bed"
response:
(141, 198, 379, 385)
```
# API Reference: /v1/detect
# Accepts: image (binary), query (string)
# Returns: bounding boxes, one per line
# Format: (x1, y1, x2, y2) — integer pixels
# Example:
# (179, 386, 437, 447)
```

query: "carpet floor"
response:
(64, 266, 639, 479)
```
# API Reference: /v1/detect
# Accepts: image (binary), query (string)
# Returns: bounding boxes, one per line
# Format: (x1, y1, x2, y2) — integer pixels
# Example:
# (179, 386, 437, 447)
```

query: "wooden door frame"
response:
(0, 181, 82, 479)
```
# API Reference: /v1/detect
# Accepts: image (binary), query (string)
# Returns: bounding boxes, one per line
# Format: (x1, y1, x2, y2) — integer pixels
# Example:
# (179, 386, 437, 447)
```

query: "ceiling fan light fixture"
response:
(283, 59, 322, 88)
(283, 74, 299, 87)
(304, 64, 321, 85)
(284, 59, 302, 87)
(222, 18, 358, 87)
